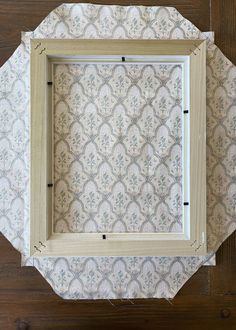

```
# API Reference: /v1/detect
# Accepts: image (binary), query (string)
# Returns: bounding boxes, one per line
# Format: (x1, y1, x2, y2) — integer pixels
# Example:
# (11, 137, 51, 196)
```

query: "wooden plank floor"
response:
(0, 1, 235, 329)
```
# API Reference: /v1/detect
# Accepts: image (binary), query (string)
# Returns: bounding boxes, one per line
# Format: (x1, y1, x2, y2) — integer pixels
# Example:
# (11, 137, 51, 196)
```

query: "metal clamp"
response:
(34, 42, 41, 50)
(190, 240, 197, 247)
(34, 245, 41, 253)
(194, 43, 201, 51)
(190, 49, 197, 55)
(195, 244, 202, 252)
(39, 47, 46, 55)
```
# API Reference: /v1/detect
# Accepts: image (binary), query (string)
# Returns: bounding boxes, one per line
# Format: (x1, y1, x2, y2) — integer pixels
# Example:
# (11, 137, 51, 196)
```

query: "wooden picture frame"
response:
(30, 39, 206, 256)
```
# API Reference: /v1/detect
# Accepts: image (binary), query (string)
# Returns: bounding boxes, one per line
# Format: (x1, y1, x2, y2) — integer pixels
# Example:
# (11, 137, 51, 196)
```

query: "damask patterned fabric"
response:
(54, 63, 183, 233)
(0, 4, 235, 299)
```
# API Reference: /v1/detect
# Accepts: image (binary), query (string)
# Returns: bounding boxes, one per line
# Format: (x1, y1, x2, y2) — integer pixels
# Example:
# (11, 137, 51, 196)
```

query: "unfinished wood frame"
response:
(30, 39, 206, 257)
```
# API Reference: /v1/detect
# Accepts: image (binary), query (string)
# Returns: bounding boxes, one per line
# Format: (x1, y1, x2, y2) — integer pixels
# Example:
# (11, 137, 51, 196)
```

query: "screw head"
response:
(220, 308, 231, 319)
(16, 320, 30, 330)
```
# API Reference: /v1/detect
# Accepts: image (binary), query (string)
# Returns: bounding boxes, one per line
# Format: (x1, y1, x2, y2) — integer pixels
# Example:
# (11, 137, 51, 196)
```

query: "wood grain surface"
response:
(0, 1, 235, 329)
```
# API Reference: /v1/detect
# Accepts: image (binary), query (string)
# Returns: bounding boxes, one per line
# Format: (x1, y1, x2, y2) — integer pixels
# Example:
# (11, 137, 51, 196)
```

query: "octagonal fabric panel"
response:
(0, 4, 235, 299)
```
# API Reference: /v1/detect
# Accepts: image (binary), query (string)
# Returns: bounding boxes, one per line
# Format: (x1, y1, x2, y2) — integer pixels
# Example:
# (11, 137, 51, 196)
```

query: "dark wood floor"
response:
(0, 1, 235, 329)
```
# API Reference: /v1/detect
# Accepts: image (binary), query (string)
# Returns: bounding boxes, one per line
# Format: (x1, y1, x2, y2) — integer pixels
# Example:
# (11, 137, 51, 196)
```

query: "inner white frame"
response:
(50, 55, 190, 240)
